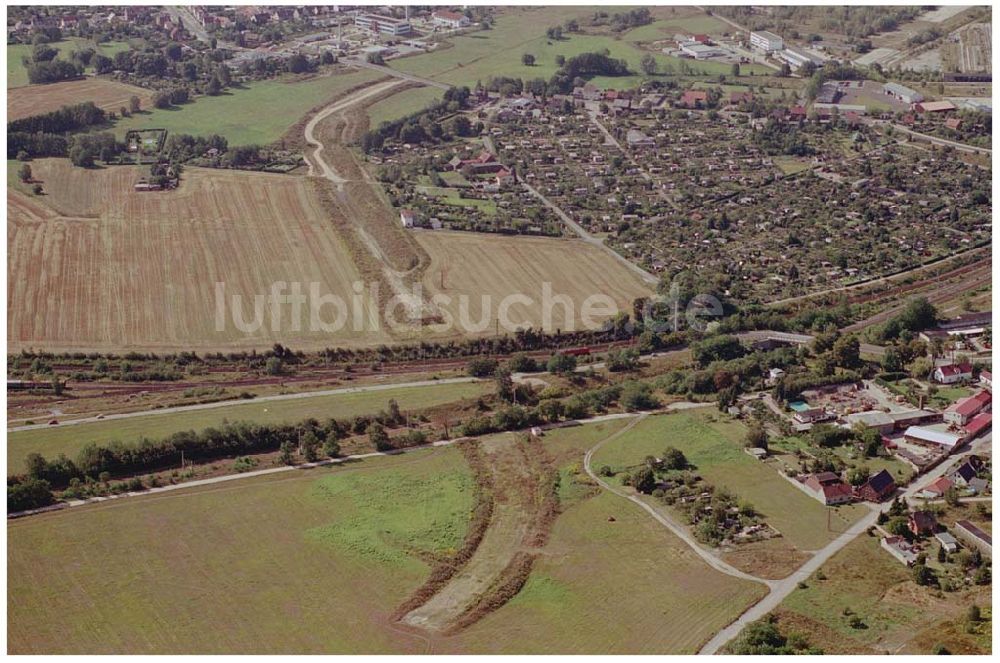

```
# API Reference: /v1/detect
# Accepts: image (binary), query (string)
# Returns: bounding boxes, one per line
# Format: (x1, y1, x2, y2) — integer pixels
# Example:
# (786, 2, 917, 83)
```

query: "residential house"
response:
(950, 461, 978, 487)
(793, 407, 834, 425)
(399, 209, 417, 228)
(856, 469, 896, 502)
(494, 168, 515, 188)
(917, 476, 953, 499)
(802, 472, 854, 505)
(953, 520, 992, 558)
(431, 10, 470, 29)
(933, 362, 973, 384)
(908, 510, 938, 537)
(678, 90, 708, 109)
(980, 370, 992, 390)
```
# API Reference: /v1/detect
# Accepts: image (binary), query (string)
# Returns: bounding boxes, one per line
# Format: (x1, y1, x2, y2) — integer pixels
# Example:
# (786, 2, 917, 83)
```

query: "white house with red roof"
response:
(432, 10, 470, 29)
(980, 370, 992, 390)
(933, 362, 973, 384)
(802, 472, 854, 505)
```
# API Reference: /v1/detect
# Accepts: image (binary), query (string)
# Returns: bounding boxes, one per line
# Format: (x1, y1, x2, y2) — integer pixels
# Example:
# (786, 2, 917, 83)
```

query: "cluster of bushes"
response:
(8, 102, 113, 159)
(360, 86, 472, 152)
(27, 58, 83, 84)
(773, 370, 861, 402)
(460, 380, 658, 438)
(6, 398, 420, 510)
(658, 346, 800, 405)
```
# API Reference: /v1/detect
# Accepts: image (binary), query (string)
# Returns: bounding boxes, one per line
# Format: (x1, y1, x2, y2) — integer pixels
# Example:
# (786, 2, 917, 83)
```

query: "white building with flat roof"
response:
(355, 13, 412, 36)
(750, 30, 783, 53)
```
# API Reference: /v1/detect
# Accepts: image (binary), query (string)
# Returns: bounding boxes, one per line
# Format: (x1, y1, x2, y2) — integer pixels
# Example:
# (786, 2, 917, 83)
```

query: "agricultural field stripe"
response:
(7, 377, 480, 433)
(7, 411, 639, 519)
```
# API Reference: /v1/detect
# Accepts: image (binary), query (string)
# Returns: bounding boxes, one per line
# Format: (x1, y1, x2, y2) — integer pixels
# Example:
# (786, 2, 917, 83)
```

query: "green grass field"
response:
(443, 417, 767, 653)
(8, 38, 131, 88)
(391, 7, 769, 91)
(8, 381, 488, 472)
(621, 15, 732, 42)
(8, 416, 767, 653)
(366, 85, 444, 127)
(7, 446, 470, 654)
(591, 409, 869, 550)
(112, 68, 383, 145)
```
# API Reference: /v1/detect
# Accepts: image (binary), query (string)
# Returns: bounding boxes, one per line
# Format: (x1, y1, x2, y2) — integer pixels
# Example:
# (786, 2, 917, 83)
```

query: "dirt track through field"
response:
(398, 433, 553, 632)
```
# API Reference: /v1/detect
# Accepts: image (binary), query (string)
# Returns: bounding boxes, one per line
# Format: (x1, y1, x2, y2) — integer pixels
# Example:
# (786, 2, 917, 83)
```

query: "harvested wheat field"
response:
(7, 78, 154, 121)
(8, 159, 389, 352)
(414, 231, 653, 336)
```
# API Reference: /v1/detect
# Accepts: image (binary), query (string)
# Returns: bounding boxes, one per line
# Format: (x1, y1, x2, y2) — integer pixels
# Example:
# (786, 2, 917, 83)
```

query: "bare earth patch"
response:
(398, 433, 556, 632)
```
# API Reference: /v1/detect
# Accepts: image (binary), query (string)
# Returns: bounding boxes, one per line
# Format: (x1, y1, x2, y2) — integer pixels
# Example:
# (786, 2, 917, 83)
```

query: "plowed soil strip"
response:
(398, 433, 548, 631)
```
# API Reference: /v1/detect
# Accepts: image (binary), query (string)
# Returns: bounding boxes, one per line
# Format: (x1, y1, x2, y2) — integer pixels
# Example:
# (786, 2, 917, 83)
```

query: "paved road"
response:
(7, 377, 479, 433)
(699, 432, 992, 654)
(304, 80, 404, 184)
(345, 58, 452, 90)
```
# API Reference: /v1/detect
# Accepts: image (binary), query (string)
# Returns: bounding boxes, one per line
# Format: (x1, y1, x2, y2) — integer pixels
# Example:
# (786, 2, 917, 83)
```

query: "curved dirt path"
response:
(303, 80, 405, 184)
(583, 414, 770, 586)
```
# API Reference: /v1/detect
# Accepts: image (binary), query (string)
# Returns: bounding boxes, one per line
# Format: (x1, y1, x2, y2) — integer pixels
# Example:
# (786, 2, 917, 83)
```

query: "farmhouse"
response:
(802, 472, 854, 505)
(881, 535, 918, 566)
(749, 30, 783, 53)
(904, 425, 962, 450)
(953, 520, 992, 558)
(932, 362, 973, 384)
(943, 390, 991, 426)
(883, 82, 924, 105)
(432, 10, 470, 29)
(856, 469, 896, 502)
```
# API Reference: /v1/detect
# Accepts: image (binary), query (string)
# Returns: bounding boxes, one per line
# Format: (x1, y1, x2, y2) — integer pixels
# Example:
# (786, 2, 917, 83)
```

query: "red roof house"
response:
(678, 90, 708, 108)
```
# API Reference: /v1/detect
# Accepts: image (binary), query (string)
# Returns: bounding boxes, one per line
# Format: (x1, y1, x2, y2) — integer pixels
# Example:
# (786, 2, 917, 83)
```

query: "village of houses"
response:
(744, 314, 993, 572)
